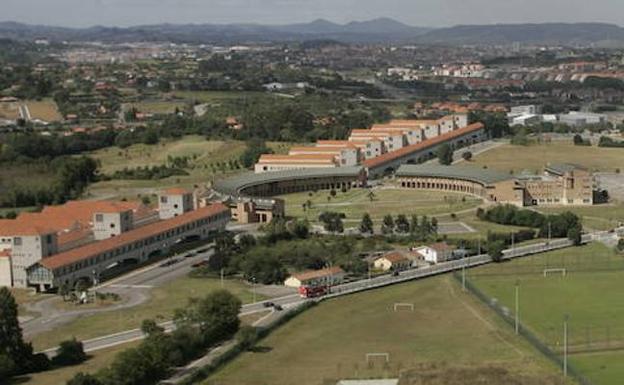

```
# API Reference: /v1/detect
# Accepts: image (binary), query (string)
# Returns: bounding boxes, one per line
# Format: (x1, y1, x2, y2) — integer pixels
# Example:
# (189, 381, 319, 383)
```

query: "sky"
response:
(3, 0, 624, 28)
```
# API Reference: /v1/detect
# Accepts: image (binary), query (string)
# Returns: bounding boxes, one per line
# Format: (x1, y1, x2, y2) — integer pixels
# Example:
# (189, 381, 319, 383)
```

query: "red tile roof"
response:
(0, 219, 56, 236)
(39, 203, 229, 271)
(163, 188, 192, 195)
(289, 266, 345, 282)
(379, 252, 409, 263)
(363, 122, 484, 169)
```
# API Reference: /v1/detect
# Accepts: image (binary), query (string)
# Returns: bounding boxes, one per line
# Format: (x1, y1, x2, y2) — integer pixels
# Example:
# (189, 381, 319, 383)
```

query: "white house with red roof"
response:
(412, 242, 458, 264)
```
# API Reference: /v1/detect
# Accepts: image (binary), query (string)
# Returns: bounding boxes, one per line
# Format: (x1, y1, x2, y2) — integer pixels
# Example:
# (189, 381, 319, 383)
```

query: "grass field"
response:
(0, 102, 19, 119)
(469, 243, 624, 385)
(12, 342, 139, 385)
(172, 90, 266, 103)
(538, 205, 624, 231)
(207, 275, 564, 385)
(278, 188, 482, 225)
(86, 136, 293, 200)
(127, 101, 188, 114)
(25, 100, 62, 122)
(29, 276, 263, 350)
(571, 351, 624, 385)
(469, 142, 624, 174)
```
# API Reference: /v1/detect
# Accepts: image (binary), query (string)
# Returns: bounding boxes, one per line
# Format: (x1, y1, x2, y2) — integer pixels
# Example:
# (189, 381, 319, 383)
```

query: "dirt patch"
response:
(398, 363, 561, 385)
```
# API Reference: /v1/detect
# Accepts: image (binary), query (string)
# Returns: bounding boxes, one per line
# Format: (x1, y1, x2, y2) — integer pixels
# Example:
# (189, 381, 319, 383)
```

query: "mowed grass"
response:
(85, 137, 294, 200)
(571, 350, 624, 385)
(208, 275, 561, 385)
(538, 205, 624, 231)
(25, 100, 62, 122)
(29, 276, 262, 351)
(11, 342, 139, 385)
(127, 101, 187, 114)
(172, 90, 266, 103)
(0, 102, 19, 119)
(278, 188, 482, 224)
(469, 142, 624, 174)
(469, 243, 624, 350)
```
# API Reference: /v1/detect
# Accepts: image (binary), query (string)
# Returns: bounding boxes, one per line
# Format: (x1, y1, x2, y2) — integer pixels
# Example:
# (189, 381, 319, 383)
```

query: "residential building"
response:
(159, 188, 194, 219)
(412, 242, 457, 264)
(373, 252, 411, 271)
(284, 266, 345, 288)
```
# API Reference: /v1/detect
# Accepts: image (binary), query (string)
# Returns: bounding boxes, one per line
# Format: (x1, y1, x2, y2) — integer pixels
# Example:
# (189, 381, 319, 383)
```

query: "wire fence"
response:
(454, 272, 594, 385)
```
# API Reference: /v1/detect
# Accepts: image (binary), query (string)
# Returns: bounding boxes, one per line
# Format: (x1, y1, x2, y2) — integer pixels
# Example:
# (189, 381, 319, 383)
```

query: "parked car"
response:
(160, 258, 179, 268)
(273, 304, 283, 311)
(263, 301, 275, 308)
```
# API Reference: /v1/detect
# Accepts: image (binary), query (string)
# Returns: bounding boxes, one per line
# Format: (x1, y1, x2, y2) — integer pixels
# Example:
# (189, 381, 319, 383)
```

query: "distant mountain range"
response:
(1, 19, 624, 45)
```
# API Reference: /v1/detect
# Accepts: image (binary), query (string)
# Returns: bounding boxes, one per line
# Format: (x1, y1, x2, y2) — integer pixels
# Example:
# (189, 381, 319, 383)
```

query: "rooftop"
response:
(289, 266, 345, 282)
(38, 203, 229, 271)
(378, 252, 409, 263)
(396, 163, 512, 185)
(213, 166, 364, 196)
(163, 188, 192, 195)
(364, 122, 485, 169)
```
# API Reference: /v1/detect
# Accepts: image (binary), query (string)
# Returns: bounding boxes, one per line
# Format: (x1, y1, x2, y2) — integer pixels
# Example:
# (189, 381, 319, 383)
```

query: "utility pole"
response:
(511, 231, 515, 258)
(515, 280, 520, 335)
(220, 268, 224, 288)
(564, 314, 569, 378)
(462, 254, 466, 292)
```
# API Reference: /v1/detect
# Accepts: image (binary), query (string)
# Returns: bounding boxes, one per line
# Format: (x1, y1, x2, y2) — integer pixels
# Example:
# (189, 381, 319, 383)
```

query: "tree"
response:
(0, 354, 15, 381)
(66, 372, 103, 385)
(395, 214, 410, 233)
(381, 214, 394, 235)
(52, 338, 87, 366)
(436, 143, 453, 165)
(141, 319, 164, 337)
(488, 240, 506, 263)
(59, 282, 71, 301)
(174, 290, 242, 344)
(318, 212, 344, 233)
(359, 213, 374, 235)
(236, 326, 259, 351)
(239, 139, 273, 168)
(0, 287, 32, 376)
(462, 151, 473, 161)
(567, 224, 583, 246)
(367, 189, 376, 202)
(291, 220, 310, 239)
(241, 253, 287, 285)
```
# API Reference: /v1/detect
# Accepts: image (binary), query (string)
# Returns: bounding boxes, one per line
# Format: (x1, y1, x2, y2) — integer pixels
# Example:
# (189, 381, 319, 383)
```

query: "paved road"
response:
(41, 234, 595, 356)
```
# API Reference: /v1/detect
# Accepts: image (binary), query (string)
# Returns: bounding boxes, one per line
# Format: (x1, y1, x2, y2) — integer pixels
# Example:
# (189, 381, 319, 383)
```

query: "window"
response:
(13, 237, 22, 246)
(95, 214, 104, 222)
(160, 196, 168, 203)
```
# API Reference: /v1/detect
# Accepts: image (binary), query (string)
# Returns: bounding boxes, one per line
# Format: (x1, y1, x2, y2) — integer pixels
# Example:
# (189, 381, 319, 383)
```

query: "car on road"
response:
(160, 258, 179, 268)
(191, 259, 210, 268)
(184, 251, 197, 258)
(273, 304, 283, 311)
(263, 301, 275, 308)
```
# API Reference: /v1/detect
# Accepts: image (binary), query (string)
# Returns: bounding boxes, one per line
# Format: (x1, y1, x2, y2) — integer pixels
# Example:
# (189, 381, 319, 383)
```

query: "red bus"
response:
(298, 285, 328, 298)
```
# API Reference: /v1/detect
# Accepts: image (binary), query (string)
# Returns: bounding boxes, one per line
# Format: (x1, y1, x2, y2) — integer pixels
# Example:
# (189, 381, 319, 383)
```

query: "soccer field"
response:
(469, 243, 624, 385)
(206, 275, 562, 385)
(278, 188, 482, 224)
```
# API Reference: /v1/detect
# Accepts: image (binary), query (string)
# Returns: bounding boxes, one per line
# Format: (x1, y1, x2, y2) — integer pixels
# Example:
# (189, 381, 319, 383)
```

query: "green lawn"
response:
(278, 188, 482, 225)
(207, 275, 562, 385)
(29, 276, 263, 351)
(172, 90, 266, 103)
(126, 101, 188, 114)
(469, 243, 624, 385)
(85, 136, 293, 200)
(469, 142, 624, 174)
(571, 351, 624, 385)
(538, 205, 624, 231)
(11, 342, 139, 385)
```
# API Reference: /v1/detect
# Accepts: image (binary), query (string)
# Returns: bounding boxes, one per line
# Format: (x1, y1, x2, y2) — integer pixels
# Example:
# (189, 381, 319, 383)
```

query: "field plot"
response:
(11, 342, 139, 385)
(207, 276, 562, 385)
(29, 276, 261, 351)
(469, 243, 624, 385)
(127, 101, 187, 114)
(172, 90, 266, 103)
(25, 100, 62, 122)
(0, 101, 20, 119)
(278, 188, 482, 224)
(469, 142, 624, 174)
(538, 205, 624, 231)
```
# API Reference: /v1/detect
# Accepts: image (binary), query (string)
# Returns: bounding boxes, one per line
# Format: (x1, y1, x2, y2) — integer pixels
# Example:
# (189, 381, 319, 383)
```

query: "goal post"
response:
(393, 303, 415, 312)
(366, 353, 390, 363)
(543, 268, 567, 277)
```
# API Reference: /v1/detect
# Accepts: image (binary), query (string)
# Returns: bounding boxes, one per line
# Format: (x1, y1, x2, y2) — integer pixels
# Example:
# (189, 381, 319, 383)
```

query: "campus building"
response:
(0, 191, 230, 290)
(396, 163, 595, 207)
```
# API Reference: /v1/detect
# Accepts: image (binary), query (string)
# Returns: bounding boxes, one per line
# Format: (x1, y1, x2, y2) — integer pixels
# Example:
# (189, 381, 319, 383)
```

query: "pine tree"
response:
(0, 287, 32, 374)
(359, 213, 374, 234)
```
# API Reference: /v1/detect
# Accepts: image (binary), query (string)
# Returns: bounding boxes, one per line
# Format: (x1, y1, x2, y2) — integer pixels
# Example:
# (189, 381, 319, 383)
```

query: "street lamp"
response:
(563, 314, 569, 378)
(515, 280, 520, 335)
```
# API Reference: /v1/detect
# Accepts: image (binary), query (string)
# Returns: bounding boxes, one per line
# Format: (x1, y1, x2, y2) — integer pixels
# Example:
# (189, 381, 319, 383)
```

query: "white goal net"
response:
(543, 268, 567, 277)
(393, 303, 415, 312)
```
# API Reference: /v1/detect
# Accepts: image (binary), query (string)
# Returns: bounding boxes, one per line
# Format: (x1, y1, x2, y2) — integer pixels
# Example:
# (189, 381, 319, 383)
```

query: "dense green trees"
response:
(239, 139, 273, 168)
(359, 213, 374, 234)
(436, 143, 453, 165)
(52, 339, 87, 367)
(318, 212, 345, 233)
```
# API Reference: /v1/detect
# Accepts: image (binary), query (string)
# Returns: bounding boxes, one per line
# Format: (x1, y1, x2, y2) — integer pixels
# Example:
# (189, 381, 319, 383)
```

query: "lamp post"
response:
(515, 280, 520, 335)
(563, 314, 569, 378)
